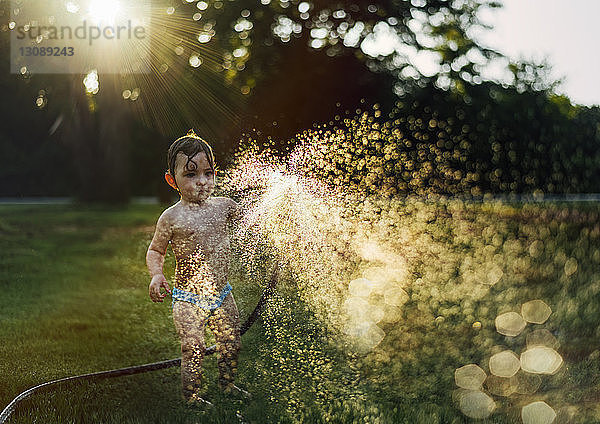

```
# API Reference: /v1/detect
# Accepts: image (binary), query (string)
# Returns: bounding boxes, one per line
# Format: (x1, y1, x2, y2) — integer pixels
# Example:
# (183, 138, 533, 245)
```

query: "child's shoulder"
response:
(159, 198, 237, 222)
(164, 202, 181, 214)
(157, 202, 182, 223)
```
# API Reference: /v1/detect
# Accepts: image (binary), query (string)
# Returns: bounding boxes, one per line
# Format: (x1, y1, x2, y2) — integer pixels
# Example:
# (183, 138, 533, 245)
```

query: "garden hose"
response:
(0, 267, 279, 423)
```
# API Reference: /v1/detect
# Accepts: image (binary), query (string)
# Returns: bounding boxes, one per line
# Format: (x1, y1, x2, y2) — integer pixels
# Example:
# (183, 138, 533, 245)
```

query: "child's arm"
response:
(146, 211, 172, 303)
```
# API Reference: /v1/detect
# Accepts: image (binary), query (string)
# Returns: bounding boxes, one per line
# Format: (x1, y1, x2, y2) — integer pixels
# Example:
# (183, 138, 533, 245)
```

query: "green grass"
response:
(0, 204, 273, 423)
(0, 202, 599, 423)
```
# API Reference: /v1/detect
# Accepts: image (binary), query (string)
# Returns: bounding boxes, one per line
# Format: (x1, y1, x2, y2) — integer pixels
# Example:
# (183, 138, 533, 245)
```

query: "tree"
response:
(4, 0, 595, 200)
(155, 0, 505, 140)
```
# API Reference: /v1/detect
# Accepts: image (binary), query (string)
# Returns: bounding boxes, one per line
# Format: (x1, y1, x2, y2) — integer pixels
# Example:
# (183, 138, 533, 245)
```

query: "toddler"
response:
(146, 131, 249, 405)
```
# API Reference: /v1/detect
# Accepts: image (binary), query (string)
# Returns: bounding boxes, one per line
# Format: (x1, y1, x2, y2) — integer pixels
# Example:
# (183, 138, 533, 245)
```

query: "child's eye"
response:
(205, 171, 213, 177)
(185, 173, 195, 177)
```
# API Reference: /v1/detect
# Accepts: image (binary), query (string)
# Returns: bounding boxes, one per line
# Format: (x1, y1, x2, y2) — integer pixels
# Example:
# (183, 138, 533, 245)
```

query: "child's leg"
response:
(207, 292, 241, 390)
(173, 302, 210, 401)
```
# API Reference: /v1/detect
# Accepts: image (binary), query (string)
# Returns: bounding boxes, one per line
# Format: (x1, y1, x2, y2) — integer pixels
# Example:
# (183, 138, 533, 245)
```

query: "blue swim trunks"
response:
(171, 282, 232, 311)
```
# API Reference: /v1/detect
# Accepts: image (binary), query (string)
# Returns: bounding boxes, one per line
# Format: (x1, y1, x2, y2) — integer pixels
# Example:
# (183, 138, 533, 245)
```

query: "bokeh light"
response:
(521, 401, 556, 424)
(520, 347, 563, 375)
(484, 375, 514, 397)
(521, 299, 552, 324)
(489, 350, 520, 378)
(526, 329, 559, 350)
(495, 311, 527, 337)
(211, 108, 600, 421)
(458, 390, 495, 419)
(509, 371, 542, 395)
(455, 364, 486, 390)
(83, 69, 99, 94)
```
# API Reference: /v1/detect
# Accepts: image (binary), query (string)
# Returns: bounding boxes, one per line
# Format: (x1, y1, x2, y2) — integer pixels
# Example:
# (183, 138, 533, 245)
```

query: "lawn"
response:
(0, 201, 599, 423)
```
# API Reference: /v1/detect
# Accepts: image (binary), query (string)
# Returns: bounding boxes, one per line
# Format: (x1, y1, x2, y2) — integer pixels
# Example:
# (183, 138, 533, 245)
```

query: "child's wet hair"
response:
(167, 129, 216, 177)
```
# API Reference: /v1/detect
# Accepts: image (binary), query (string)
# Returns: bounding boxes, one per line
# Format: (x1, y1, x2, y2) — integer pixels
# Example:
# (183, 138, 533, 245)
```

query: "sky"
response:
(469, 0, 600, 106)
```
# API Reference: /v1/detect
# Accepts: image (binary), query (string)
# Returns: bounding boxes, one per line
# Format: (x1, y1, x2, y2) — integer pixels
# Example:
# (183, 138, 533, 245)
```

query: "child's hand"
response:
(149, 274, 171, 302)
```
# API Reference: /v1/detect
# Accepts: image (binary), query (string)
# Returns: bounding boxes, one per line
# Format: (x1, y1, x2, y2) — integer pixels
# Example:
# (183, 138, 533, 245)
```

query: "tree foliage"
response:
(300, 83, 600, 197)
(0, 0, 598, 200)
(170, 0, 502, 90)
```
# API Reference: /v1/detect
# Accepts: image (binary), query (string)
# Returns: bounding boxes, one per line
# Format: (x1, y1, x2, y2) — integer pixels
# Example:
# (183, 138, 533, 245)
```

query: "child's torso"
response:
(169, 197, 231, 294)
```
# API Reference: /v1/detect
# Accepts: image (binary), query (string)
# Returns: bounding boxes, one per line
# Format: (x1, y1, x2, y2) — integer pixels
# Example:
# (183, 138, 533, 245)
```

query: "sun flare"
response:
(88, 0, 120, 23)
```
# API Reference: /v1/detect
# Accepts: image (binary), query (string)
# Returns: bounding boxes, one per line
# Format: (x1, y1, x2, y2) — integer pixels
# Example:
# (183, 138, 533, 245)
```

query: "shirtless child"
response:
(146, 131, 249, 405)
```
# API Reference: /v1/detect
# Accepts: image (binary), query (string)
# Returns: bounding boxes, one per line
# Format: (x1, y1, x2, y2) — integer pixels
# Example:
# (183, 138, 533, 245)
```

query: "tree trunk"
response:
(62, 74, 131, 203)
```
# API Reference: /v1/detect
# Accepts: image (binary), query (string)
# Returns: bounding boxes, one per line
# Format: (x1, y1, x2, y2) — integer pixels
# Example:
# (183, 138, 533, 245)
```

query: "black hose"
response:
(0, 267, 279, 423)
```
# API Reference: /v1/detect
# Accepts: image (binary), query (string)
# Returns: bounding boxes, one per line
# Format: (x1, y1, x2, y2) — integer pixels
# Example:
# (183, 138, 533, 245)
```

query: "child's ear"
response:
(165, 172, 178, 190)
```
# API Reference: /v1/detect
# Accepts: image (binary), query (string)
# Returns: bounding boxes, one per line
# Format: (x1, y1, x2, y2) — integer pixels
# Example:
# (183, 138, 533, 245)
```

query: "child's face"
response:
(172, 151, 215, 203)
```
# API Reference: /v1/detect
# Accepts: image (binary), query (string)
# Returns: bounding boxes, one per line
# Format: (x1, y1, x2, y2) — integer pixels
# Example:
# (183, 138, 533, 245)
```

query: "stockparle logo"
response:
(10, 0, 151, 74)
